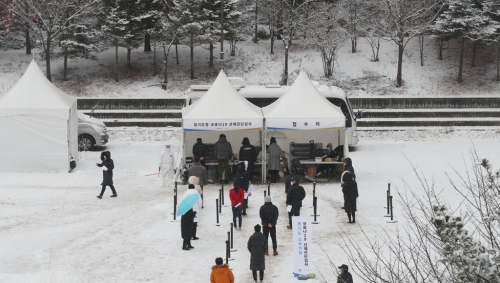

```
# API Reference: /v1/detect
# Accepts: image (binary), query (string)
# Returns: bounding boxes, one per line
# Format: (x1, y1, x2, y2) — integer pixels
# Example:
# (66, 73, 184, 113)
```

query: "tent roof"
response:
(262, 71, 345, 130)
(182, 71, 263, 131)
(0, 60, 76, 120)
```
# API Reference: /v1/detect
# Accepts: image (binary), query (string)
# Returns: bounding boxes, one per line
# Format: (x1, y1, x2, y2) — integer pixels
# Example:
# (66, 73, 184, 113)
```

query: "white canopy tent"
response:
(182, 70, 265, 181)
(0, 60, 78, 172)
(261, 71, 348, 182)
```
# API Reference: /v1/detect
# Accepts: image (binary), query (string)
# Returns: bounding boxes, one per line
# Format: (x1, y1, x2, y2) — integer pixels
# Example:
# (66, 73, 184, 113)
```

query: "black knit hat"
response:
(188, 184, 195, 189)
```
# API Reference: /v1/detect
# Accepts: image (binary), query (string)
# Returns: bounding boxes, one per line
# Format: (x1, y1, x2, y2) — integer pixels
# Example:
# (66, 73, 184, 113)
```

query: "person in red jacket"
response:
(229, 183, 245, 230)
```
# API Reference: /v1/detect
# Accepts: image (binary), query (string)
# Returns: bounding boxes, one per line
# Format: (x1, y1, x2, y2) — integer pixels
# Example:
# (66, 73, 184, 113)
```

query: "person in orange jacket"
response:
(210, 257, 234, 283)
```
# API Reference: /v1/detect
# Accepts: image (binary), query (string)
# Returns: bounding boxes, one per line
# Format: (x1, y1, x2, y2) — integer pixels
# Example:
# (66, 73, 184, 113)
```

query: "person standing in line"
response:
(158, 143, 176, 187)
(182, 184, 202, 240)
(229, 183, 245, 230)
(267, 137, 281, 183)
(214, 134, 233, 184)
(181, 208, 196, 250)
(285, 167, 298, 195)
(259, 196, 279, 256)
(337, 264, 354, 283)
(235, 161, 250, 215)
(189, 156, 207, 207)
(193, 138, 209, 168)
(96, 151, 117, 199)
(210, 257, 235, 283)
(341, 157, 356, 183)
(239, 137, 257, 175)
(286, 176, 305, 229)
(342, 172, 359, 224)
(247, 224, 267, 283)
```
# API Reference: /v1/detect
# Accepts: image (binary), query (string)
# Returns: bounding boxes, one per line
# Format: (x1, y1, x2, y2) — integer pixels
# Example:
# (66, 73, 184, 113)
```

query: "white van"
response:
(184, 77, 359, 146)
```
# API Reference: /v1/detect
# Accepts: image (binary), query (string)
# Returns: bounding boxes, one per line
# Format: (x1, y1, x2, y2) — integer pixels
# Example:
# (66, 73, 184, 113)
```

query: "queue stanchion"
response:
(386, 196, 397, 223)
(214, 199, 220, 226)
(312, 196, 320, 224)
(225, 240, 230, 264)
(264, 190, 267, 198)
(171, 182, 178, 222)
(227, 231, 235, 261)
(219, 189, 222, 214)
(230, 223, 237, 252)
(267, 182, 271, 196)
(384, 183, 390, 215)
(311, 182, 316, 208)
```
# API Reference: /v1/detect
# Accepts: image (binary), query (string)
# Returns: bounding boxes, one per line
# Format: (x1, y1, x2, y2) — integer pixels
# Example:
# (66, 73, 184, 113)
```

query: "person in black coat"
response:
(181, 208, 196, 250)
(337, 264, 354, 283)
(235, 161, 250, 215)
(96, 151, 117, 199)
(259, 196, 279, 256)
(342, 172, 359, 223)
(285, 167, 299, 194)
(342, 157, 356, 181)
(286, 176, 306, 229)
(239, 137, 257, 174)
(192, 138, 209, 167)
(247, 224, 267, 283)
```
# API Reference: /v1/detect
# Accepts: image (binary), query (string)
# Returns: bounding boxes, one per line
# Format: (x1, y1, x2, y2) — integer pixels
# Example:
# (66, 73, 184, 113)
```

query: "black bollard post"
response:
(312, 182, 316, 207)
(390, 196, 394, 221)
(312, 196, 320, 224)
(385, 195, 397, 223)
(267, 182, 270, 196)
(225, 240, 229, 264)
(385, 183, 390, 215)
(173, 185, 177, 220)
(215, 199, 220, 226)
(227, 231, 234, 260)
(230, 223, 237, 251)
(221, 182, 225, 206)
(219, 189, 222, 213)
(264, 190, 267, 198)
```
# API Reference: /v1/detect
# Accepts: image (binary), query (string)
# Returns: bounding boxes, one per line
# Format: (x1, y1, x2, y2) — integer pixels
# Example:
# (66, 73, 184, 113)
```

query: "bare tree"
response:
(377, 0, 442, 87)
(5, 0, 98, 81)
(305, 2, 348, 78)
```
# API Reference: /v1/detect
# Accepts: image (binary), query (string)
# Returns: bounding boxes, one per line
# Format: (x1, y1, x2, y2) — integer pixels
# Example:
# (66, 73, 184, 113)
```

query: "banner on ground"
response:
(292, 216, 315, 279)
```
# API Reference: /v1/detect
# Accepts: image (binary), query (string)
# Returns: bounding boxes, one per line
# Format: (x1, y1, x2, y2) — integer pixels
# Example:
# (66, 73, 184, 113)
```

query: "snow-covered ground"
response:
(1, 128, 499, 283)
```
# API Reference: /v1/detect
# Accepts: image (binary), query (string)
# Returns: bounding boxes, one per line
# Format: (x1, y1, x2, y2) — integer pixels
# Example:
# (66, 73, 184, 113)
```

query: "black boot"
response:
(352, 212, 356, 223)
(187, 239, 194, 249)
(192, 224, 199, 240)
(347, 213, 352, 223)
(182, 239, 190, 250)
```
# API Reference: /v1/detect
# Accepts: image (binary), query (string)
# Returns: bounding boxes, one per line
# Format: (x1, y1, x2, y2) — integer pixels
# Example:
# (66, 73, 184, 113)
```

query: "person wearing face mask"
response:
(96, 151, 117, 198)
(158, 143, 176, 187)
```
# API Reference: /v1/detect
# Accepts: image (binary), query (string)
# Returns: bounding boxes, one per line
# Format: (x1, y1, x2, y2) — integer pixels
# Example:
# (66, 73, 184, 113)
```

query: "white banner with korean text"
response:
(266, 118, 344, 130)
(292, 216, 315, 279)
(183, 119, 263, 131)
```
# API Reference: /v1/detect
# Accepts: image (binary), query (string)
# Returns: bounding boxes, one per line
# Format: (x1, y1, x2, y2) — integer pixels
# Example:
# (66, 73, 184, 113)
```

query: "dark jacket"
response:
(239, 138, 257, 173)
(181, 209, 195, 240)
(286, 183, 306, 208)
(247, 231, 267, 270)
(285, 174, 298, 194)
(192, 141, 209, 159)
(235, 162, 250, 191)
(343, 157, 355, 180)
(259, 202, 279, 226)
(342, 173, 358, 213)
(214, 136, 233, 160)
(337, 271, 354, 283)
(188, 163, 207, 185)
(97, 151, 114, 186)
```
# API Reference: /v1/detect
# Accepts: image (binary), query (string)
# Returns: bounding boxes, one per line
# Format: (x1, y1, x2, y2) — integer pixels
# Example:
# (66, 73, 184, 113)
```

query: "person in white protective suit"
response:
(159, 143, 176, 187)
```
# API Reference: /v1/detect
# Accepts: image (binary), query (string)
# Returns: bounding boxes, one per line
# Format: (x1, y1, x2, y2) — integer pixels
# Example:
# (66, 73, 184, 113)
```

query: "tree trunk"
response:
(45, 31, 52, 82)
(153, 41, 157, 76)
(162, 45, 169, 90)
(280, 44, 289, 85)
(115, 43, 119, 82)
(471, 42, 476, 67)
(190, 38, 195, 79)
(63, 46, 68, 81)
(458, 39, 464, 83)
(419, 35, 424, 66)
(396, 39, 403, 87)
(25, 28, 31, 55)
(497, 43, 499, 82)
(175, 43, 179, 65)
(277, 13, 282, 40)
(270, 37, 275, 55)
(254, 0, 258, 43)
(437, 40, 444, 60)
(375, 37, 380, 62)
(351, 37, 356, 53)
(127, 48, 131, 68)
(209, 42, 214, 67)
(144, 33, 151, 52)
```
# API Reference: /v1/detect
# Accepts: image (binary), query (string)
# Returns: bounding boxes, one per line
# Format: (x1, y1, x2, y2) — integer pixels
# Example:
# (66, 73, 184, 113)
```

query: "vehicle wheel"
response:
(78, 134, 95, 151)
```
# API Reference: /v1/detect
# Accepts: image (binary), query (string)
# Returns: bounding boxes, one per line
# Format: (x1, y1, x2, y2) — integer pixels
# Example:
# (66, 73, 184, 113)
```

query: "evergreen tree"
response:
(430, 0, 488, 83)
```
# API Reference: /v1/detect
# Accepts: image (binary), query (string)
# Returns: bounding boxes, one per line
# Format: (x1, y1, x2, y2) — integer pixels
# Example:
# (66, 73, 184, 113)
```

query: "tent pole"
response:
(344, 128, 349, 158)
(262, 125, 267, 184)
